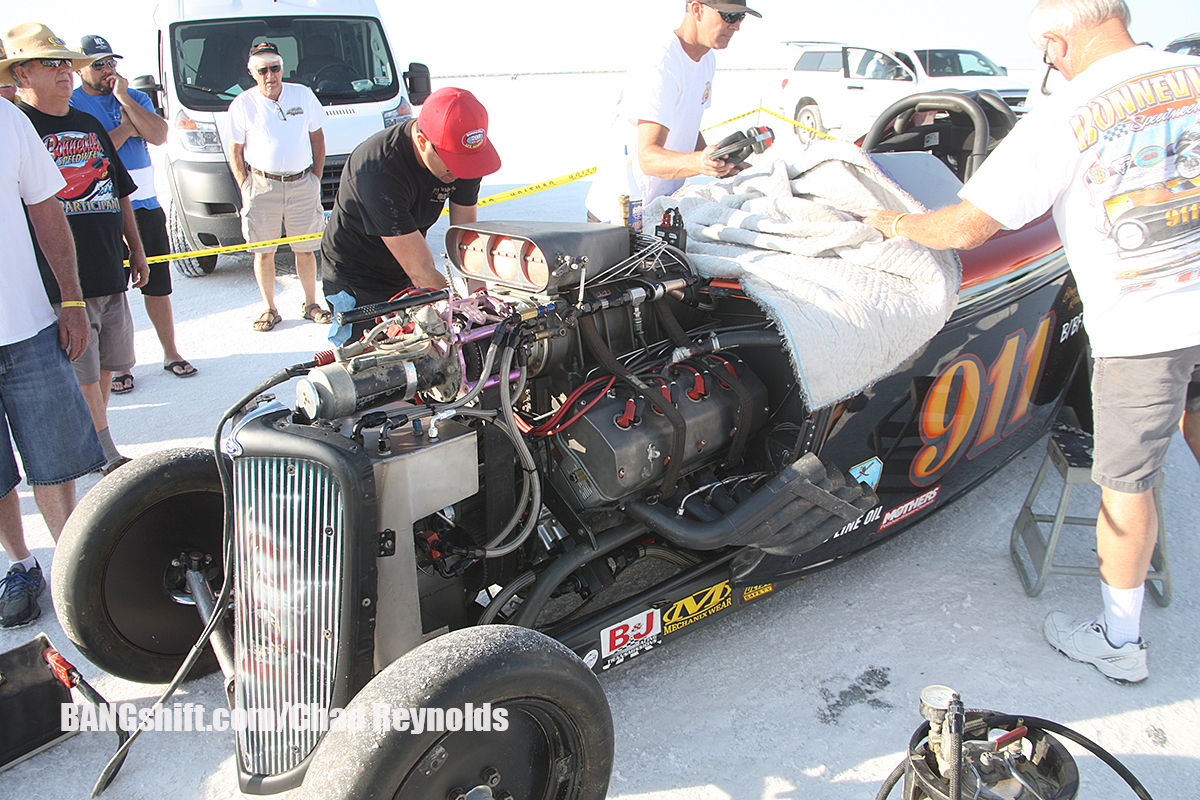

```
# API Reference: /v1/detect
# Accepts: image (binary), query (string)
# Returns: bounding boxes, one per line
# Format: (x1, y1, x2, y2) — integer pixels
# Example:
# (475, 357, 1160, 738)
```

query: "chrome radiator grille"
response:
(233, 456, 344, 777)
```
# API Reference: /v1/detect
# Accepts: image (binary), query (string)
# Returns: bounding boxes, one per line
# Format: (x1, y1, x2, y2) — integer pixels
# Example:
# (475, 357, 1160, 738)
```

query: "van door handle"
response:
(848, 85, 864, 90)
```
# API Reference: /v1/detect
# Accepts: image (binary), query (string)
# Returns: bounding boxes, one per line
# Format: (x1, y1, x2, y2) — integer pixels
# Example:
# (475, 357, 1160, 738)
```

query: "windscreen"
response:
(171, 16, 399, 111)
(914, 49, 1005, 77)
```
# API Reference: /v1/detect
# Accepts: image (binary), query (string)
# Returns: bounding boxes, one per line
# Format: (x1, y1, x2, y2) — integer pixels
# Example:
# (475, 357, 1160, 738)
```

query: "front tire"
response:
(168, 201, 218, 277)
(298, 626, 613, 800)
(794, 103, 825, 144)
(52, 447, 227, 683)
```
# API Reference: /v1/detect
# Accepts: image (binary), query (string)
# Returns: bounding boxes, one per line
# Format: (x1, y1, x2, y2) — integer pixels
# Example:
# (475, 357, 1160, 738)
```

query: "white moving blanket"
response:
(644, 140, 960, 410)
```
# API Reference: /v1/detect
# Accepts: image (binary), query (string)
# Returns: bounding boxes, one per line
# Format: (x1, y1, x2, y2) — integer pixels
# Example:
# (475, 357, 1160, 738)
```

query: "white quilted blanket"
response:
(644, 140, 960, 410)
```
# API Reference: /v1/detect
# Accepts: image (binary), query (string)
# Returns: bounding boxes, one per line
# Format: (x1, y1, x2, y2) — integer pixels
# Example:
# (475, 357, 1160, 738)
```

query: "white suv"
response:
(776, 42, 1030, 144)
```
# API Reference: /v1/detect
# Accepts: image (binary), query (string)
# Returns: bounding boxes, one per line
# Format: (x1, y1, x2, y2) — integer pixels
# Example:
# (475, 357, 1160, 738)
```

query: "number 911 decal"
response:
(910, 313, 1054, 487)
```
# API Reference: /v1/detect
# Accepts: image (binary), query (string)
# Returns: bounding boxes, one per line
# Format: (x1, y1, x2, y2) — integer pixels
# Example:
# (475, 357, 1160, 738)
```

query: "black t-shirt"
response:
(20, 102, 135, 302)
(321, 119, 481, 297)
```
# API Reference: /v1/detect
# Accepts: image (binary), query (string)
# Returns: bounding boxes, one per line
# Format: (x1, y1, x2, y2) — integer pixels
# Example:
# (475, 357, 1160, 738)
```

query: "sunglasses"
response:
(256, 64, 282, 76)
(718, 11, 746, 24)
(22, 58, 71, 69)
(89, 58, 119, 71)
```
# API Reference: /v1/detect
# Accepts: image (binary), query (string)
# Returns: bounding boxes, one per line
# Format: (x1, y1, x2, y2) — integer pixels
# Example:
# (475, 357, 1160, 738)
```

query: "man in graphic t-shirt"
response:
(321, 87, 500, 342)
(862, 0, 1200, 683)
(4, 22, 149, 476)
(585, 0, 760, 221)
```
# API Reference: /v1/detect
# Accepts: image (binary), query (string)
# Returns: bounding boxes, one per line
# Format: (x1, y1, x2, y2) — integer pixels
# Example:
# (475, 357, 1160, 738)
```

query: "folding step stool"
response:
(1010, 427, 1172, 606)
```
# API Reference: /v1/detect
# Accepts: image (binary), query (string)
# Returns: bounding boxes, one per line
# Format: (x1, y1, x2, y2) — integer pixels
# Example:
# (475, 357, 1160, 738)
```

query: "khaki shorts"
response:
(57, 293, 136, 386)
(240, 169, 325, 254)
(1091, 344, 1200, 493)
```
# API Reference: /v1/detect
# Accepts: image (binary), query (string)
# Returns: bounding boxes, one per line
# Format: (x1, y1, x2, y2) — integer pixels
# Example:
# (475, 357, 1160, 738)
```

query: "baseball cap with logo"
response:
(249, 42, 280, 58)
(79, 34, 122, 59)
(417, 87, 501, 180)
(0, 23, 98, 84)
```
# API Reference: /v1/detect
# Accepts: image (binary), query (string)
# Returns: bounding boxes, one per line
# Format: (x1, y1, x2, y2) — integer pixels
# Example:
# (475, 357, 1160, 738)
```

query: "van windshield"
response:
(171, 16, 399, 111)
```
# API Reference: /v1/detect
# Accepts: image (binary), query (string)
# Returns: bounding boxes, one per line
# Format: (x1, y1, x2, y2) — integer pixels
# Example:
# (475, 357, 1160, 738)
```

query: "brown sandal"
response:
(253, 308, 281, 332)
(302, 303, 332, 324)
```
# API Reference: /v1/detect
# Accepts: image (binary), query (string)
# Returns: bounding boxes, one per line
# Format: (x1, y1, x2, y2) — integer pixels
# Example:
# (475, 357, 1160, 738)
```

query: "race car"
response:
(52, 92, 1089, 800)
(1104, 176, 1200, 252)
(59, 156, 110, 203)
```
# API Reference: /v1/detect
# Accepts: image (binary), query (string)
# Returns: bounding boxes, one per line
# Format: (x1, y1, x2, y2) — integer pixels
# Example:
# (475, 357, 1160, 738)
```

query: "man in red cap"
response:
(320, 86, 500, 342)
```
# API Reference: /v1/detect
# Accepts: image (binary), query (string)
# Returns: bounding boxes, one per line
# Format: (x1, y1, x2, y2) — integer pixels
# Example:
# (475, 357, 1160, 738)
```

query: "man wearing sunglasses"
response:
(321, 87, 500, 344)
(71, 34, 196, 387)
(228, 41, 329, 332)
(585, 0, 759, 221)
(862, 0, 1200, 684)
(1, 22, 149, 479)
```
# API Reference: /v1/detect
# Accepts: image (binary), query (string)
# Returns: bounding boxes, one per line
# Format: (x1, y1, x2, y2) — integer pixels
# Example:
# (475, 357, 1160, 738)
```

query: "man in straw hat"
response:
(2, 23, 149, 477)
(0, 38, 106, 626)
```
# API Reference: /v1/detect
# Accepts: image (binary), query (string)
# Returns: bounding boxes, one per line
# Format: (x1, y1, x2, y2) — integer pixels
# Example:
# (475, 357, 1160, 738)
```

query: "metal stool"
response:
(1010, 427, 1172, 606)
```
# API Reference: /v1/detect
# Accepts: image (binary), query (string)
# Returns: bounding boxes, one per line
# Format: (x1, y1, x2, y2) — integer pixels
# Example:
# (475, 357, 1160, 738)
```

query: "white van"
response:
(142, 0, 430, 275)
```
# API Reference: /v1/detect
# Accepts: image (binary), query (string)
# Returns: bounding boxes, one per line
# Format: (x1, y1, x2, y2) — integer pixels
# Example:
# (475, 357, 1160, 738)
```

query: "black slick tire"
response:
(52, 447, 227, 683)
(298, 625, 613, 800)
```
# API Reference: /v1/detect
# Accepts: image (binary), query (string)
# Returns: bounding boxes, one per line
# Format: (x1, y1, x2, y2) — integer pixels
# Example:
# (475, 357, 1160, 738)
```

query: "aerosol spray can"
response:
(619, 146, 643, 233)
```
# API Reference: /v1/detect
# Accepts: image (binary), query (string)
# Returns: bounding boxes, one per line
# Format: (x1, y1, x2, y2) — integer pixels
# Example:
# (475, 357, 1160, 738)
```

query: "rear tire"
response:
(794, 103, 825, 144)
(168, 201, 218, 277)
(298, 626, 613, 800)
(52, 447, 227, 683)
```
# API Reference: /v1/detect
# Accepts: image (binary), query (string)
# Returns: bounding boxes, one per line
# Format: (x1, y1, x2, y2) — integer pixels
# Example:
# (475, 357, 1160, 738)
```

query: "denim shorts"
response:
(0, 324, 105, 494)
(1091, 344, 1200, 493)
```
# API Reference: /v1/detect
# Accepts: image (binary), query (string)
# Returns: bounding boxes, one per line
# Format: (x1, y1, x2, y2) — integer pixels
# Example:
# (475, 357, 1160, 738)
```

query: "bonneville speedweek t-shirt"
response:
(19, 102, 136, 302)
(961, 46, 1200, 358)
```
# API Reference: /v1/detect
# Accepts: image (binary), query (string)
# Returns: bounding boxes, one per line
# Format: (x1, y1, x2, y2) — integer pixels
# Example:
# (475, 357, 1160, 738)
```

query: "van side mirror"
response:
(404, 63, 431, 106)
(131, 74, 164, 115)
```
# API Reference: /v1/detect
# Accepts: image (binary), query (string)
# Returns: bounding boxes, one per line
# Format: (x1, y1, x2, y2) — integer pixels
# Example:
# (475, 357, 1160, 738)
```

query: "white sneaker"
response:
(1043, 612, 1148, 684)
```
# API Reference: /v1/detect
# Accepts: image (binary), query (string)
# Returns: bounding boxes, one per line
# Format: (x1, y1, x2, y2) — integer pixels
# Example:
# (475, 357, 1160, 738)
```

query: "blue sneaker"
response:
(0, 562, 44, 628)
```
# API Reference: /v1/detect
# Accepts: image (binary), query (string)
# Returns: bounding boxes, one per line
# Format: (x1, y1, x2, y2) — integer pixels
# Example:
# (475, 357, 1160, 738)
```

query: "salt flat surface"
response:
(3, 73, 1198, 800)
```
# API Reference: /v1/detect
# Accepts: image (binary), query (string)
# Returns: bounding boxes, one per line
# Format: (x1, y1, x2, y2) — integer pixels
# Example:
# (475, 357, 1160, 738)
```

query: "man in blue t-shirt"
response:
(71, 34, 196, 389)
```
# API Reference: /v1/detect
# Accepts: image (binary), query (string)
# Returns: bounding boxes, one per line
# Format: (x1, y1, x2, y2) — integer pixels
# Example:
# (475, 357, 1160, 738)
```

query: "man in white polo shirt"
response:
(228, 41, 330, 332)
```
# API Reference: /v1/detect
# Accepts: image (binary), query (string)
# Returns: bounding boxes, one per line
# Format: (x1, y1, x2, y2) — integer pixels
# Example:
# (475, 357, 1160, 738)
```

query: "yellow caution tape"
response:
(702, 107, 763, 132)
(140, 233, 323, 265)
(449, 166, 599, 215)
(753, 106, 840, 141)
(133, 106, 831, 265)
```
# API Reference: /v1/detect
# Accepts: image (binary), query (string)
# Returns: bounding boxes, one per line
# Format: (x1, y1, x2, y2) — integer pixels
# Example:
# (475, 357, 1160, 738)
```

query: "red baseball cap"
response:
(418, 87, 501, 180)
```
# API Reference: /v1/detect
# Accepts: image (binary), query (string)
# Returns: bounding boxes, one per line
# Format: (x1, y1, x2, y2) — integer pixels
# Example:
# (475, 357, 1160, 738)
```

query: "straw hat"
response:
(0, 23, 97, 85)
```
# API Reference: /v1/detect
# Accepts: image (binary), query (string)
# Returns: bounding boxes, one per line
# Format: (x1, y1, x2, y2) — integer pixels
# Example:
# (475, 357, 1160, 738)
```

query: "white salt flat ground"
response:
(2, 72, 1198, 800)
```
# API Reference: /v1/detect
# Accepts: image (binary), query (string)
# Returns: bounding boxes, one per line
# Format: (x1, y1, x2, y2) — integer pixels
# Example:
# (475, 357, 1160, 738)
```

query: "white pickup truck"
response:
(776, 42, 1030, 144)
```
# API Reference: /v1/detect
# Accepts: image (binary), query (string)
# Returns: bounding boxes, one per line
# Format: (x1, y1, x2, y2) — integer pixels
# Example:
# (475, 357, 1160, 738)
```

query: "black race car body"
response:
(54, 93, 1089, 799)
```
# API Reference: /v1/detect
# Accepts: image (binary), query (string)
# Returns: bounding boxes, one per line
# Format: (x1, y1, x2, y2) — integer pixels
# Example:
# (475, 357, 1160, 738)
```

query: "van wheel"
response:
(51, 447, 227, 683)
(298, 626, 613, 800)
(794, 103, 825, 144)
(168, 202, 218, 277)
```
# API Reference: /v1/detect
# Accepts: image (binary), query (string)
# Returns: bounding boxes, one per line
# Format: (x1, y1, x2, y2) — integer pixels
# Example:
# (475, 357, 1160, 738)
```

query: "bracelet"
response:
(890, 213, 909, 238)
(60, 300, 87, 308)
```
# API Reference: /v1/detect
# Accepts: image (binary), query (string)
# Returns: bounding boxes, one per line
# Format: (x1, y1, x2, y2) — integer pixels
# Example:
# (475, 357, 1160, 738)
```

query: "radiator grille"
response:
(233, 456, 344, 777)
